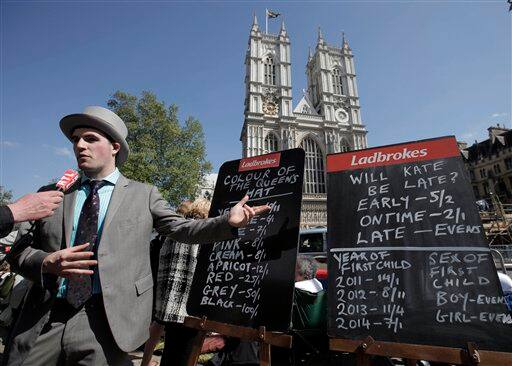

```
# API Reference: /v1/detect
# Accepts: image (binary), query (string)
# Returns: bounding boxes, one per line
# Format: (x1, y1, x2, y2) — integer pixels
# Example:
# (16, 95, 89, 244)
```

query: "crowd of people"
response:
(0, 106, 270, 366)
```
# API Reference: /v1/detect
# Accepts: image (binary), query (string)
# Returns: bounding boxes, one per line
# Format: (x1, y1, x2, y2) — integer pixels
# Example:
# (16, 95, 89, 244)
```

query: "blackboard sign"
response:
(327, 136, 512, 352)
(188, 148, 305, 330)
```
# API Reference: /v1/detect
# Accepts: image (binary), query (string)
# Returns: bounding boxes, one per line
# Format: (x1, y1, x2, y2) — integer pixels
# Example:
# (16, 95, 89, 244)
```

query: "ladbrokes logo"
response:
(327, 137, 459, 173)
(239, 153, 281, 172)
(351, 148, 428, 166)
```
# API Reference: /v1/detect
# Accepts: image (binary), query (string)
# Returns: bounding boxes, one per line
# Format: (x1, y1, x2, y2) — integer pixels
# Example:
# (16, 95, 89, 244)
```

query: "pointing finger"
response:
(243, 204, 255, 216)
(253, 205, 271, 215)
(236, 195, 250, 207)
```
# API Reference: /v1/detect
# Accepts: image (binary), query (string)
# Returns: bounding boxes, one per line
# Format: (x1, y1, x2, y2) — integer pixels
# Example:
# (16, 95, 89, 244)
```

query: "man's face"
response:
(71, 127, 120, 174)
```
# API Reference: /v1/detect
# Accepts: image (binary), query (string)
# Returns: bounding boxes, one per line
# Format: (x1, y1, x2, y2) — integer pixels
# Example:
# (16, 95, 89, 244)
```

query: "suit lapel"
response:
(102, 174, 129, 230)
(63, 181, 80, 248)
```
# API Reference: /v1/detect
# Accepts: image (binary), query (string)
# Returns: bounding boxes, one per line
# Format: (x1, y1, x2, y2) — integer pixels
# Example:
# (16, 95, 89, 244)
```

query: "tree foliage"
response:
(108, 91, 212, 206)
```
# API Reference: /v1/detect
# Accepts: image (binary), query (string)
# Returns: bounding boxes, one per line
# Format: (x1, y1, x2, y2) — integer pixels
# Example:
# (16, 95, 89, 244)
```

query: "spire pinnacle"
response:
(308, 46, 313, 61)
(279, 20, 287, 37)
(342, 31, 351, 51)
(317, 26, 325, 45)
(251, 12, 259, 31)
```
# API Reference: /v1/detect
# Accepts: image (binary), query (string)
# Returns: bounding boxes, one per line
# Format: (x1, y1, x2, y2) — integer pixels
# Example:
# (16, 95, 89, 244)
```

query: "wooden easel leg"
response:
(185, 329, 207, 366)
(260, 342, 271, 366)
(356, 350, 371, 366)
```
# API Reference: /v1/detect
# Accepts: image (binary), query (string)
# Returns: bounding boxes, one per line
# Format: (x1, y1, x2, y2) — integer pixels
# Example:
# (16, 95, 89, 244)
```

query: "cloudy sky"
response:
(1, 1, 510, 198)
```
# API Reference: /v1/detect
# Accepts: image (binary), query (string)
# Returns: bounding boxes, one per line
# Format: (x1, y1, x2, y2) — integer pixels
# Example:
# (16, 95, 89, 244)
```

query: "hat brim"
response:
(60, 113, 129, 166)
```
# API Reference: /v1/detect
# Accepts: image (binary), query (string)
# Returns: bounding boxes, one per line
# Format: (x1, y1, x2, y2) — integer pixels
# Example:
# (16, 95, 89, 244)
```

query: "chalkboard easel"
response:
(329, 336, 512, 365)
(184, 316, 292, 366)
(326, 136, 512, 364)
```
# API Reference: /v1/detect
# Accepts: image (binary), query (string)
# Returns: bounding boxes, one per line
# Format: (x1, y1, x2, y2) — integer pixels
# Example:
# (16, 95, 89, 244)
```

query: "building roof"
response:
(293, 92, 319, 116)
(463, 126, 512, 163)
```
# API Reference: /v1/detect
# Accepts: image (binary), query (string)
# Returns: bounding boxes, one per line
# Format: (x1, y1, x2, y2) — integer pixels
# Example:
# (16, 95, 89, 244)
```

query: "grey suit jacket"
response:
(4, 175, 234, 366)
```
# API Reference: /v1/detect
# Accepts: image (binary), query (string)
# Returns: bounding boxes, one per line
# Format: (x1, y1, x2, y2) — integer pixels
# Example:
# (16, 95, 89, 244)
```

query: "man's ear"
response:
(112, 142, 121, 156)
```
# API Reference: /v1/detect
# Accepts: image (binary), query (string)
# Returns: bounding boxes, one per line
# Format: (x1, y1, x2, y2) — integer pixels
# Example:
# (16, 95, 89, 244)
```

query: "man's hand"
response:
(8, 191, 64, 223)
(42, 243, 97, 278)
(228, 195, 271, 228)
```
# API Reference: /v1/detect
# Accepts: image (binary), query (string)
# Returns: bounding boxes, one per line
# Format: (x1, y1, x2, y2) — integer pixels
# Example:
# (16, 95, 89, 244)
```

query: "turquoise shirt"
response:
(57, 168, 120, 297)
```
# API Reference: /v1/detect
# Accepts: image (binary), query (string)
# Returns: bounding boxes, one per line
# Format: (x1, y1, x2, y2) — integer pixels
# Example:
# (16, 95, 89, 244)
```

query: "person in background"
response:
(0, 262, 29, 329)
(141, 199, 191, 366)
(0, 191, 63, 238)
(295, 254, 322, 288)
(208, 257, 326, 366)
(142, 198, 225, 366)
(293, 255, 325, 329)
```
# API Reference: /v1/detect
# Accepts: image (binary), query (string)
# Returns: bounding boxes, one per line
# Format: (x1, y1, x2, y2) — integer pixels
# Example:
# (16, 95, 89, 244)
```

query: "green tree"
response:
(0, 186, 13, 206)
(108, 91, 212, 206)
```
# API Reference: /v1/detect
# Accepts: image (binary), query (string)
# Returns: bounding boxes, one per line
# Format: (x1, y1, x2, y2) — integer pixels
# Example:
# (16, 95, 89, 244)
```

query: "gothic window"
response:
(264, 56, 276, 85)
(264, 133, 279, 154)
(473, 185, 479, 198)
(300, 137, 326, 194)
(332, 68, 343, 95)
(341, 139, 351, 153)
(483, 182, 489, 195)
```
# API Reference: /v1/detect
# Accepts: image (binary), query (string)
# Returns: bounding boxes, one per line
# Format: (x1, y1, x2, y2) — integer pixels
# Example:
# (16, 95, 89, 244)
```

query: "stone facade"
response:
(240, 16, 368, 227)
(197, 173, 218, 201)
(461, 125, 512, 203)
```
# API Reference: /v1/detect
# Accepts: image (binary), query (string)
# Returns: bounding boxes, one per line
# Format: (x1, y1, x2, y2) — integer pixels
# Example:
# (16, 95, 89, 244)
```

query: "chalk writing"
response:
(188, 149, 305, 330)
(326, 136, 512, 352)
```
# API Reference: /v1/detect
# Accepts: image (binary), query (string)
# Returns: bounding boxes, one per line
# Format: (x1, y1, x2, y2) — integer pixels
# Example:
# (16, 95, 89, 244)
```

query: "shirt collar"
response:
(81, 168, 120, 186)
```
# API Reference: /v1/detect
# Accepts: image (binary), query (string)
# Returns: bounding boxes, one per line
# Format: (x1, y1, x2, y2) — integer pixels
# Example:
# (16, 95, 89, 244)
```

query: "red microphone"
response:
(56, 169, 79, 192)
(1, 169, 80, 264)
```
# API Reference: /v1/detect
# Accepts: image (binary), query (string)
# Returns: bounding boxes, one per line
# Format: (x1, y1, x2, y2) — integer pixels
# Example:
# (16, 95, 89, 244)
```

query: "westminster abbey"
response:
(240, 15, 368, 227)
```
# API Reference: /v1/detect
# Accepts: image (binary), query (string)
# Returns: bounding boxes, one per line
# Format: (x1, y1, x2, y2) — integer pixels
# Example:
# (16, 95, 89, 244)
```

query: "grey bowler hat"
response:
(59, 106, 130, 166)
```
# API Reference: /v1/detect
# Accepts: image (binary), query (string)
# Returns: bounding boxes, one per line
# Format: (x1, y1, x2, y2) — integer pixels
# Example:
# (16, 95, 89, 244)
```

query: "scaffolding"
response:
(481, 193, 512, 245)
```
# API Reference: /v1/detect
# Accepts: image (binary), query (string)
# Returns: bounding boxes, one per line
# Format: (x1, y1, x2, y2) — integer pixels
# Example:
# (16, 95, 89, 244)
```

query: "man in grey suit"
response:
(4, 106, 267, 366)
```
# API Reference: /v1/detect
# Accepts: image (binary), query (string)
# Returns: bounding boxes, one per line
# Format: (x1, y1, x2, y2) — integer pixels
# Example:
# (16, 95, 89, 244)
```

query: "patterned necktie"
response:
(66, 180, 106, 308)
